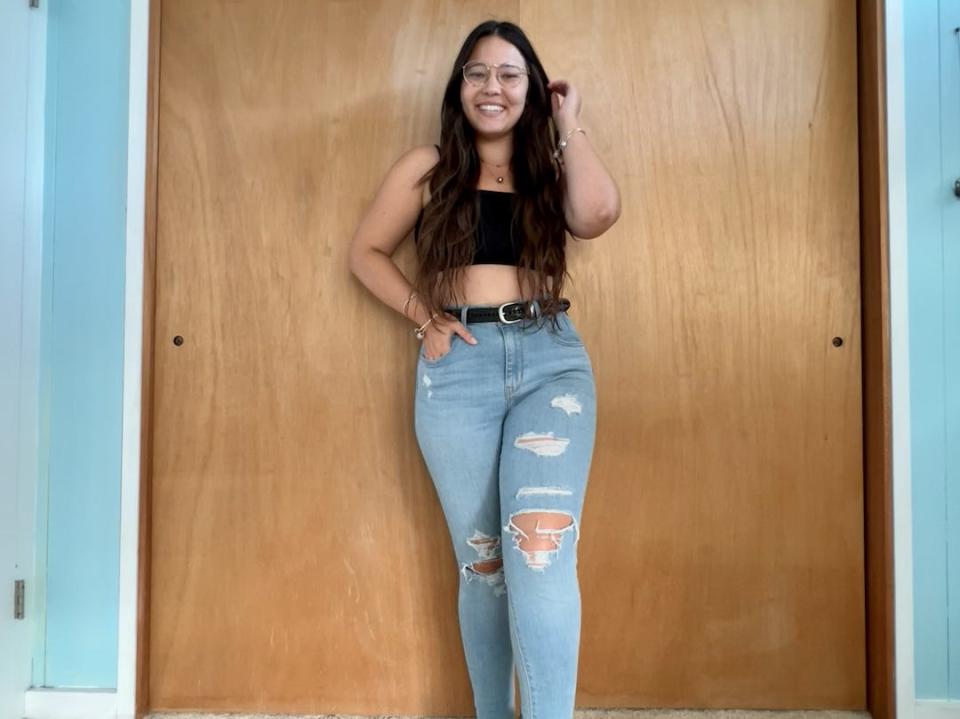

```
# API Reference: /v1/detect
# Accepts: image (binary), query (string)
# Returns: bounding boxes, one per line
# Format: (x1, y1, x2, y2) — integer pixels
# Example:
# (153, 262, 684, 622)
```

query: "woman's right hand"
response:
(421, 312, 477, 361)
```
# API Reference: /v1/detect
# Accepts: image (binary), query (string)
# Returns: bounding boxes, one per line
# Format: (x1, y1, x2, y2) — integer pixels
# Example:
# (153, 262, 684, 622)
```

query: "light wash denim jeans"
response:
(414, 299, 597, 719)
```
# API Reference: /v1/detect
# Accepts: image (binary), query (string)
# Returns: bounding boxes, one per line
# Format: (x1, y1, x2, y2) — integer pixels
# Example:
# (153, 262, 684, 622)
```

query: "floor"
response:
(146, 709, 872, 719)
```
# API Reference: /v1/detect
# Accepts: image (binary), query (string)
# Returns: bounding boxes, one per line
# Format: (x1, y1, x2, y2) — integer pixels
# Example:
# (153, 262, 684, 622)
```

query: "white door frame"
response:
(885, 2, 918, 719)
(2, 0, 46, 716)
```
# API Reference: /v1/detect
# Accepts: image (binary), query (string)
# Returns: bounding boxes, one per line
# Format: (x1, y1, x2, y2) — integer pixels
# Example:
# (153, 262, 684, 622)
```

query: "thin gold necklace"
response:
(480, 158, 508, 184)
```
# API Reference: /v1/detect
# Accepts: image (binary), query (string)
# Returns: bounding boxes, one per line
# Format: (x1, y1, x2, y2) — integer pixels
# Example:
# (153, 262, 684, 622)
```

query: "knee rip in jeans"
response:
(462, 530, 507, 596)
(503, 509, 579, 572)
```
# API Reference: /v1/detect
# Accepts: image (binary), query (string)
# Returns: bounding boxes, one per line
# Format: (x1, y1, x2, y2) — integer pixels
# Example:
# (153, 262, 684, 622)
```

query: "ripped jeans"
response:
(414, 301, 597, 719)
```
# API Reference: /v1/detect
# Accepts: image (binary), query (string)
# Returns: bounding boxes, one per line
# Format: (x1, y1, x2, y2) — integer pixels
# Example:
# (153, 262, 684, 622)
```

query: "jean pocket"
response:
(420, 334, 461, 365)
(546, 312, 585, 347)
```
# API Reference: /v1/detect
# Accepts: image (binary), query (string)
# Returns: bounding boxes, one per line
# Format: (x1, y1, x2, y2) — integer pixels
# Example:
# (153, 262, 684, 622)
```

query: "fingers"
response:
(442, 315, 477, 345)
(422, 326, 476, 359)
(456, 325, 478, 345)
(433, 313, 460, 339)
(429, 314, 478, 347)
(422, 325, 453, 361)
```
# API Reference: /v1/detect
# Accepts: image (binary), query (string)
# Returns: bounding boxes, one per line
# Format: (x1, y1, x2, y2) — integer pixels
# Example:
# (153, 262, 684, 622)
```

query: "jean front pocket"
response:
(545, 312, 585, 348)
(419, 333, 462, 365)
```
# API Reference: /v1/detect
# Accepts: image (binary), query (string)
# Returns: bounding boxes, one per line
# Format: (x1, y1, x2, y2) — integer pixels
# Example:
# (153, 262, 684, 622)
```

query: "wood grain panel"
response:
(149, 0, 866, 713)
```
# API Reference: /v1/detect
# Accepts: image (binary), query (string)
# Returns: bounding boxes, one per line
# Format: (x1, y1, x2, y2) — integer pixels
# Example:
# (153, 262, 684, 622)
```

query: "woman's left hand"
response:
(547, 79, 582, 130)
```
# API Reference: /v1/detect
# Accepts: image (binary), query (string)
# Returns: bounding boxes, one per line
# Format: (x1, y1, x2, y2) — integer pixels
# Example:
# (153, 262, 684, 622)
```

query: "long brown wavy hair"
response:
(412, 20, 570, 331)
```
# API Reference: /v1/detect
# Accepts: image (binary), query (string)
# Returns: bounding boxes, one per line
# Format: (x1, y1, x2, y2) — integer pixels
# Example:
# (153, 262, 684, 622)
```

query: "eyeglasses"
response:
(462, 61, 529, 88)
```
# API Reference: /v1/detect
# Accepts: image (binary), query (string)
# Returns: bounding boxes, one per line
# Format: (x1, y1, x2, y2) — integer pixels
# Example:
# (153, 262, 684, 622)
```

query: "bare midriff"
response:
(437, 264, 551, 308)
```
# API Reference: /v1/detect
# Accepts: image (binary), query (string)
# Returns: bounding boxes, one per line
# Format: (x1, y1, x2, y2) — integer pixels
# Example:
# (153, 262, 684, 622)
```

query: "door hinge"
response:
(29, 0, 40, 8)
(14, 580, 25, 619)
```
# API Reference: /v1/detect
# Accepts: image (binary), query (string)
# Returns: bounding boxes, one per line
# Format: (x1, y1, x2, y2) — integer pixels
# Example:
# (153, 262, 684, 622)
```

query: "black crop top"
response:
(414, 191, 523, 266)
(413, 148, 524, 266)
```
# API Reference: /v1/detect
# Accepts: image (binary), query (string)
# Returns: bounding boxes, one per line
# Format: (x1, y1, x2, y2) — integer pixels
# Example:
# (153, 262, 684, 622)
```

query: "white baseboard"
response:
(144, 711, 868, 719)
(24, 689, 121, 719)
(917, 701, 960, 719)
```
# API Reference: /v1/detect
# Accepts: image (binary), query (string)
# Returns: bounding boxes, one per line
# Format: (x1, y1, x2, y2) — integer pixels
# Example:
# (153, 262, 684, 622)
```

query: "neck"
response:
(476, 134, 513, 167)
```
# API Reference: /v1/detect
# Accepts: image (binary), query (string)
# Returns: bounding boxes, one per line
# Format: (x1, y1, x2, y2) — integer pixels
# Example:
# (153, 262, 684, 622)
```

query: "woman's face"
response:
(460, 36, 529, 138)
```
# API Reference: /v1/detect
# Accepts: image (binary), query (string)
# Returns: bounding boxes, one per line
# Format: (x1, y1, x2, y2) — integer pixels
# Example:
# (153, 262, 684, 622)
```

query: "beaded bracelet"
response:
(414, 313, 440, 340)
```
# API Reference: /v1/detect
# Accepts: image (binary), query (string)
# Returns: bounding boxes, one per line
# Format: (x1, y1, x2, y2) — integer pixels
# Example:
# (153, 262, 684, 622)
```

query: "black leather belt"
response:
(443, 298, 571, 324)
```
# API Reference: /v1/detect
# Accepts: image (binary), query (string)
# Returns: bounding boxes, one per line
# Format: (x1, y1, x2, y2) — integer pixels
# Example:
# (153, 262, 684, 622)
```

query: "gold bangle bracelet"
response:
(414, 313, 439, 340)
(402, 289, 418, 318)
(552, 127, 586, 160)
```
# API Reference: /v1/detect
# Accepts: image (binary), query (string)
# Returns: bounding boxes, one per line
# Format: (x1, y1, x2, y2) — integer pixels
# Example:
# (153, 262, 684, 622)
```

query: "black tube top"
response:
(414, 189, 523, 266)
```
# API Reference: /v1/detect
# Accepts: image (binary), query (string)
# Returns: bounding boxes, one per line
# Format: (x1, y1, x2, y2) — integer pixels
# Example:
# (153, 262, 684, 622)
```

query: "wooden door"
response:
(149, 0, 864, 713)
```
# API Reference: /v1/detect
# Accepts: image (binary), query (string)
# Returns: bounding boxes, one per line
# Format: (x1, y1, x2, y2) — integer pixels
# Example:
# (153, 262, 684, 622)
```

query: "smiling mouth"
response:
(477, 104, 506, 115)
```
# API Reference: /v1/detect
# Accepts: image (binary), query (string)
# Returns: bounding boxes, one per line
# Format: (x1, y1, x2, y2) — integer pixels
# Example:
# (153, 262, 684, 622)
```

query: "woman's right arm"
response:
(349, 145, 477, 357)
(347, 145, 438, 327)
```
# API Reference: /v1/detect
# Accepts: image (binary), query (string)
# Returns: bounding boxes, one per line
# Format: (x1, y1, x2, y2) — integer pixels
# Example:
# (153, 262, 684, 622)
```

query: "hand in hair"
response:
(547, 79, 582, 129)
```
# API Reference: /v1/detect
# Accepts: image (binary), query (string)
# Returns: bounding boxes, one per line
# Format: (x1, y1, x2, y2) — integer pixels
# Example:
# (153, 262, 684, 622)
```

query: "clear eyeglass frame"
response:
(461, 61, 530, 88)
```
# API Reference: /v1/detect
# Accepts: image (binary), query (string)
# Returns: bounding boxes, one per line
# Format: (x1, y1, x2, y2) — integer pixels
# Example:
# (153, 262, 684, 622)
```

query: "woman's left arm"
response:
(549, 79, 621, 240)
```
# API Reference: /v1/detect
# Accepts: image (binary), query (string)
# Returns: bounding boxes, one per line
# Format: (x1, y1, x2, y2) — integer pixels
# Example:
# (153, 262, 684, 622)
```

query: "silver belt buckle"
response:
(497, 301, 524, 324)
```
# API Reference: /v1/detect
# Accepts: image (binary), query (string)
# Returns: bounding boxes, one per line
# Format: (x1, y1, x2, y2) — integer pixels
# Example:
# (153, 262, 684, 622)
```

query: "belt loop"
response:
(460, 305, 469, 325)
(531, 298, 541, 318)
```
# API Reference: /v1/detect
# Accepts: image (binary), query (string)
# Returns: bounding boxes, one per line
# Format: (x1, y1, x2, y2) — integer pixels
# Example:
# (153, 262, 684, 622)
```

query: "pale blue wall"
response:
(904, 0, 960, 700)
(36, 0, 130, 687)
(941, 0, 960, 697)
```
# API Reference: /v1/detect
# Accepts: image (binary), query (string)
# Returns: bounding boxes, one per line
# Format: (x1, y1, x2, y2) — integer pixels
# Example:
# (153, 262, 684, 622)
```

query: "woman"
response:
(348, 19, 620, 719)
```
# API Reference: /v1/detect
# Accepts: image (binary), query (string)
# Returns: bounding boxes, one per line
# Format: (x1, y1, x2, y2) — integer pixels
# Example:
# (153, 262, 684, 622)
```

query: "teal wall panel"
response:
(941, 0, 960, 698)
(904, 0, 960, 700)
(38, 0, 131, 688)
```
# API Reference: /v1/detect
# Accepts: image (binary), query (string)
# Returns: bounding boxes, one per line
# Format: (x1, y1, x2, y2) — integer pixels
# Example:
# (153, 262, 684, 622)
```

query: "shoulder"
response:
(392, 144, 440, 179)
(370, 145, 441, 213)
(394, 144, 441, 208)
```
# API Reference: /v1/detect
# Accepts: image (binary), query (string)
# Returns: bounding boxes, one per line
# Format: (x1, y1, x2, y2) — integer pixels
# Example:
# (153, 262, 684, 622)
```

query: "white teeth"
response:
(478, 105, 504, 113)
